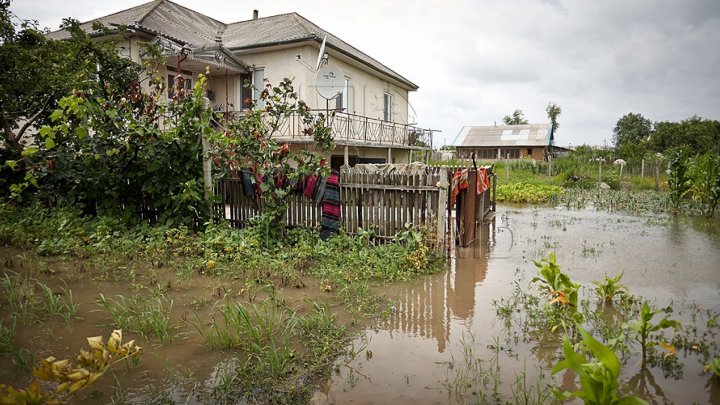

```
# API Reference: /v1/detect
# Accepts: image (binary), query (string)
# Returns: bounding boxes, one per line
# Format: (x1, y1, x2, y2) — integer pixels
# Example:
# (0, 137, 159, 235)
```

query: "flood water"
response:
(316, 205, 720, 404)
(2, 205, 720, 404)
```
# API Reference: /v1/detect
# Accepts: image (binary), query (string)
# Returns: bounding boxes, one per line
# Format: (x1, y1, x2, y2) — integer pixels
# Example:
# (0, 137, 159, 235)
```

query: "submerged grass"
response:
(194, 298, 350, 403)
(0, 318, 34, 371)
(96, 292, 176, 343)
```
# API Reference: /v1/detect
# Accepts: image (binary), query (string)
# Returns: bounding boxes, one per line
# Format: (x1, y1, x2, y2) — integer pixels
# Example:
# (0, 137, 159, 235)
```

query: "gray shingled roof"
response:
(457, 124, 554, 147)
(47, 0, 418, 90)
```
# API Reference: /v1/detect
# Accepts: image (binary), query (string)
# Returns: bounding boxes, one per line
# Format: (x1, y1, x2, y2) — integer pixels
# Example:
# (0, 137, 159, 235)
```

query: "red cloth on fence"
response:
(477, 167, 490, 194)
(450, 169, 469, 206)
(304, 175, 318, 199)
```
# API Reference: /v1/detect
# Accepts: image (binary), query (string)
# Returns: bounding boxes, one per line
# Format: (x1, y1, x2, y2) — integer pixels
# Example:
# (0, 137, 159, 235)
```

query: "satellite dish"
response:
(315, 64, 344, 99)
(315, 36, 327, 70)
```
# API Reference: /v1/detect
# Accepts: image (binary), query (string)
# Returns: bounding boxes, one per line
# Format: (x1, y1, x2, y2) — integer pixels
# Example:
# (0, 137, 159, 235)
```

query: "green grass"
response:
(194, 298, 350, 403)
(0, 318, 35, 371)
(96, 292, 177, 343)
(35, 281, 78, 323)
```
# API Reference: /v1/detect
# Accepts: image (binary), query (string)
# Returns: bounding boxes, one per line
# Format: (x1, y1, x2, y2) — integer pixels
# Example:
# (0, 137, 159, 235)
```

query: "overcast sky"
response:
(11, 0, 720, 148)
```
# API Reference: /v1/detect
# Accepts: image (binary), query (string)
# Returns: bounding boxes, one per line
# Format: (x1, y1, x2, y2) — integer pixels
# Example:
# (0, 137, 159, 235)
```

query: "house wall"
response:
(234, 44, 410, 124)
(457, 147, 547, 161)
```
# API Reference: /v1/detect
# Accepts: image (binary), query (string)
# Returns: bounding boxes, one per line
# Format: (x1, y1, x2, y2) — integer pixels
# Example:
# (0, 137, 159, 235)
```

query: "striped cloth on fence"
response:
(320, 171, 341, 240)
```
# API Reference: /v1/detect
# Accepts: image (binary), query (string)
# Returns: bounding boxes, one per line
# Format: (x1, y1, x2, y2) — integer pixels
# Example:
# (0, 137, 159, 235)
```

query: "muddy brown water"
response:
(2, 205, 719, 404)
(316, 206, 720, 404)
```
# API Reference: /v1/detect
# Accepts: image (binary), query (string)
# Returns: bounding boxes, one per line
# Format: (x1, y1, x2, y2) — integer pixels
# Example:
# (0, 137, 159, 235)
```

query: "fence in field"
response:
(215, 167, 450, 244)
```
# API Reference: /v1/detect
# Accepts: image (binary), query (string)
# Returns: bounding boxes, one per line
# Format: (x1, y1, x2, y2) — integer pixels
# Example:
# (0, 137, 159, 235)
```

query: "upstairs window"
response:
(240, 73, 252, 109)
(335, 78, 349, 112)
(383, 92, 392, 122)
(252, 68, 265, 109)
(167, 73, 192, 100)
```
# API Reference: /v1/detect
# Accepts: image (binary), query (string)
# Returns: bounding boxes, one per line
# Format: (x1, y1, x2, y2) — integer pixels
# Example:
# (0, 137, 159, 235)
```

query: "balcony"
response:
(223, 110, 434, 149)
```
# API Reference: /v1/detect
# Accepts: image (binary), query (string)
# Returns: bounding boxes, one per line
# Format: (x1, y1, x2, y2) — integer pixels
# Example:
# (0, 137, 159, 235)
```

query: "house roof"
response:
(456, 124, 554, 148)
(47, 0, 418, 90)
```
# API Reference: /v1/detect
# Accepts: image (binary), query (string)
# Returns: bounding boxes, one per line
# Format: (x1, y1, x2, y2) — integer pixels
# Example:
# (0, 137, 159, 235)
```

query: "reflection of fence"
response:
(215, 167, 449, 242)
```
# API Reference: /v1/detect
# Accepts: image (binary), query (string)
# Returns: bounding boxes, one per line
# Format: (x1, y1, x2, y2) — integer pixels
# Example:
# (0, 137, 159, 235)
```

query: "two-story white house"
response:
(48, 0, 433, 170)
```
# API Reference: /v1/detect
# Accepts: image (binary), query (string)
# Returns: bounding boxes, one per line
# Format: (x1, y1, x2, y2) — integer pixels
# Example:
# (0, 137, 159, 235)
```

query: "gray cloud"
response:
(9, 0, 720, 147)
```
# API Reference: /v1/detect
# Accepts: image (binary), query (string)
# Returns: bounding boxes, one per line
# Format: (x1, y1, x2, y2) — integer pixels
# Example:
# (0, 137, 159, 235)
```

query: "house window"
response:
(252, 68, 265, 109)
(167, 73, 192, 100)
(527, 148, 532, 156)
(383, 92, 392, 122)
(240, 73, 252, 109)
(335, 78, 349, 112)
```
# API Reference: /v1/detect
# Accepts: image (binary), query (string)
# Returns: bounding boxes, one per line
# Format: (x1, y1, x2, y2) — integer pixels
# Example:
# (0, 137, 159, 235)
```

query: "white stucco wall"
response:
(234, 44, 411, 124)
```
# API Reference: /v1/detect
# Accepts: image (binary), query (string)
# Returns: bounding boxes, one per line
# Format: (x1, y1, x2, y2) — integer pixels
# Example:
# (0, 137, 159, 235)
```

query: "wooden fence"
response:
(215, 167, 449, 244)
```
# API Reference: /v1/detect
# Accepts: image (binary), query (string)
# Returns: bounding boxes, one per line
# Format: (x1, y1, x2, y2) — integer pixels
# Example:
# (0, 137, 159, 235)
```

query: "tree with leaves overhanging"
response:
(546, 102, 561, 134)
(503, 109, 529, 125)
(210, 78, 334, 243)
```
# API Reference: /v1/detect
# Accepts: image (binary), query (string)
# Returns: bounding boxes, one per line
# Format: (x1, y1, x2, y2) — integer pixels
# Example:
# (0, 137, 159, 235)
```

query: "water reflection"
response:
(382, 220, 493, 353)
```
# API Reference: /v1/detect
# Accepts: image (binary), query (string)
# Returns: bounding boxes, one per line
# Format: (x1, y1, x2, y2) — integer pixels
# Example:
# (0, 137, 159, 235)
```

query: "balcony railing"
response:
(222, 110, 433, 149)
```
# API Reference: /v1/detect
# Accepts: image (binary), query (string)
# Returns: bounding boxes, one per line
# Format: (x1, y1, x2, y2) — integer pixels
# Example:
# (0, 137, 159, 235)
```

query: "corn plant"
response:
(531, 253, 580, 311)
(705, 358, 720, 378)
(593, 273, 628, 305)
(552, 325, 647, 405)
(625, 302, 680, 365)
(687, 152, 720, 217)
(667, 149, 691, 212)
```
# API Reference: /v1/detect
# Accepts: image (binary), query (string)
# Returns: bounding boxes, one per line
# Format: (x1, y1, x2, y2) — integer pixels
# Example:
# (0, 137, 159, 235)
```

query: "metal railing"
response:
(223, 110, 433, 148)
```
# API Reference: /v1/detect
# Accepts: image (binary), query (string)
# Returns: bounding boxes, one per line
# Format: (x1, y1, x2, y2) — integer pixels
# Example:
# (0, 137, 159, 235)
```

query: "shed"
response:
(455, 124, 554, 161)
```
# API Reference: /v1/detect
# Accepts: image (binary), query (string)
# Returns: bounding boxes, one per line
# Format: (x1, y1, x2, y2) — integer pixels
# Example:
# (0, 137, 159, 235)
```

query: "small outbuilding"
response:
(455, 124, 554, 161)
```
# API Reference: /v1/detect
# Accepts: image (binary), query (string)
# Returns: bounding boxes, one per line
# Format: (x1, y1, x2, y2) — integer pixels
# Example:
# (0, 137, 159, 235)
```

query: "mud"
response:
(317, 205, 720, 404)
(2, 205, 719, 404)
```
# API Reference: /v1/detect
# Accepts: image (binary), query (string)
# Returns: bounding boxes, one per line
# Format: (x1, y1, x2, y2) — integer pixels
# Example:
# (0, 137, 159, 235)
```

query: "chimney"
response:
(253, 10, 259, 19)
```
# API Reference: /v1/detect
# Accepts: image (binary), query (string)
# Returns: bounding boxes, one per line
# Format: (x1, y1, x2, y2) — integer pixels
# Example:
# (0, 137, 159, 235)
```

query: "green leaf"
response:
(6, 160, 17, 170)
(578, 325, 620, 379)
(50, 109, 64, 122)
(77, 126, 89, 139)
(618, 396, 649, 405)
(45, 137, 56, 149)
(22, 146, 39, 157)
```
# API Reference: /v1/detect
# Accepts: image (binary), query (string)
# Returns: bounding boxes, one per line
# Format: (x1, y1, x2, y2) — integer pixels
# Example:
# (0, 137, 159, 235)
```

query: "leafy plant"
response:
(667, 149, 691, 212)
(531, 253, 580, 311)
(0, 329, 141, 403)
(625, 302, 680, 365)
(705, 358, 720, 378)
(593, 273, 628, 304)
(552, 325, 647, 405)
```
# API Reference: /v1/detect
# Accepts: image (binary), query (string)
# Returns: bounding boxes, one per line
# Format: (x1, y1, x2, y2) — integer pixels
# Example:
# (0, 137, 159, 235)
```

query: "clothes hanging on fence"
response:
(450, 168, 469, 206)
(477, 167, 490, 194)
(241, 170, 255, 197)
(320, 170, 341, 240)
(314, 176, 328, 205)
(304, 175, 319, 199)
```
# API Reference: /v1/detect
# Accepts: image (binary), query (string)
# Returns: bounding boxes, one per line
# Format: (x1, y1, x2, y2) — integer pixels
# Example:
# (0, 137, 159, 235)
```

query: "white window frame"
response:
(335, 77, 350, 113)
(252, 67, 265, 109)
(383, 91, 393, 122)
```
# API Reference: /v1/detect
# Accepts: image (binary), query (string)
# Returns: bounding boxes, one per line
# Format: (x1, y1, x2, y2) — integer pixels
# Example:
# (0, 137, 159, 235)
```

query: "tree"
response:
(612, 113, 652, 149)
(546, 102, 561, 133)
(503, 109, 529, 125)
(612, 113, 653, 163)
(0, 2, 141, 199)
(210, 78, 334, 243)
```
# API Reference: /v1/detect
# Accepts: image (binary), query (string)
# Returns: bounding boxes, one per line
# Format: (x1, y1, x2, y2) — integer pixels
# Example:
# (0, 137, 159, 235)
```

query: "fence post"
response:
(437, 167, 449, 251)
(202, 97, 213, 219)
